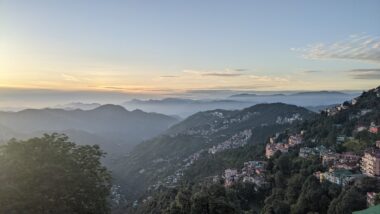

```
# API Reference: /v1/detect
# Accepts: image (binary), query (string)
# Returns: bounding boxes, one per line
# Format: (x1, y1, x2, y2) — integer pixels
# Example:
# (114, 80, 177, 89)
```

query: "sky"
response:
(1, 0, 380, 105)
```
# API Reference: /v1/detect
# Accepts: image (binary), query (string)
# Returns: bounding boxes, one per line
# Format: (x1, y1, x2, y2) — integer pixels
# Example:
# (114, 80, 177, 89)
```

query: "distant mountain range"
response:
(229, 93, 286, 98)
(230, 90, 348, 98)
(123, 98, 255, 118)
(0, 104, 179, 157)
(121, 91, 358, 117)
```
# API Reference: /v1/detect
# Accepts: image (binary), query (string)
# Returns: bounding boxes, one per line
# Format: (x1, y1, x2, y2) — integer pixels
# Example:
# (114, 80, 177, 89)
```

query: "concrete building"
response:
(321, 169, 361, 186)
(361, 148, 380, 177)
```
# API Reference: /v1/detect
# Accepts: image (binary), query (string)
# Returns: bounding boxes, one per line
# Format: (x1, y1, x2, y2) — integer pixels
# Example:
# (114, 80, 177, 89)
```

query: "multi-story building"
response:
(321, 169, 361, 186)
(299, 145, 328, 158)
(361, 148, 380, 177)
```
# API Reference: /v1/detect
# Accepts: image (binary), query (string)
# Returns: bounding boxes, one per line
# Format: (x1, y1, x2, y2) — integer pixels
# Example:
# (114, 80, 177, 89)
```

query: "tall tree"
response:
(0, 134, 112, 213)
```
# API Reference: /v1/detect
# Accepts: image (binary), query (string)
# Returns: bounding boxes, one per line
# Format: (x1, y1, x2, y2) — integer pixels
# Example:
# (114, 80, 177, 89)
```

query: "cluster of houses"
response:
(303, 141, 380, 207)
(326, 103, 350, 116)
(265, 132, 304, 158)
(149, 149, 207, 190)
(222, 161, 269, 190)
(309, 142, 380, 187)
(300, 145, 364, 186)
(325, 98, 358, 116)
(314, 151, 363, 186)
(361, 142, 380, 177)
(275, 113, 303, 125)
(208, 129, 252, 154)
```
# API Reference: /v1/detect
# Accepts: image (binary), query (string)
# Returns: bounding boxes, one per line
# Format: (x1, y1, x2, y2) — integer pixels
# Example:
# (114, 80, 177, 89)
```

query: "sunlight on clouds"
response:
(292, 34, 380, 63)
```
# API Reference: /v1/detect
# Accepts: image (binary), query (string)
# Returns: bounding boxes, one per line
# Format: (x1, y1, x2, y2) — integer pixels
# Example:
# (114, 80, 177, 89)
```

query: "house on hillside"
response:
(265, 143, 288, 159)
(299, 146, 328, 158)
(367, 192, 380, 207)
(321, 169, 362, 186)
(369, 122, 379, 134)
(224, 169, 239, 187)
(288, 134, 303, 146)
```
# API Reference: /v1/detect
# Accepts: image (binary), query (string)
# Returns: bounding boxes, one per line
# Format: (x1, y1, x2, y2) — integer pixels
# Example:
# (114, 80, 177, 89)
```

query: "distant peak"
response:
(132, 109, 145, 114)
(291, 91, 347, 96)
(93, 104, 128, 112)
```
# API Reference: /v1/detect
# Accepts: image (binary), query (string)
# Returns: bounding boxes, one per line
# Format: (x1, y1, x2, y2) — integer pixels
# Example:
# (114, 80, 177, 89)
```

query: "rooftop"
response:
(353, 204, 380, 214)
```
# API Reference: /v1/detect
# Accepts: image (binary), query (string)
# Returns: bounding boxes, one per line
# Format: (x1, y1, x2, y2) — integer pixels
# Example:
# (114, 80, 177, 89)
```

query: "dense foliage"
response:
(130, 182, 266, 214)
(262, 152, 338, 214)
(0, 134, 112, 214)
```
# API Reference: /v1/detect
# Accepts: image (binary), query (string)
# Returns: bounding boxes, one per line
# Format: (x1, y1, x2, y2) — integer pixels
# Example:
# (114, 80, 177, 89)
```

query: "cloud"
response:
(159, 75, 178, 78)
(292, 34, 380, 63)
(249, 75, 289, 83)
(202, 72, 243, 77)
(182, 69, 244, 77)
(347, 68, 380, 79)
(302, 70, 321, 74)
(61, 73, 80, 82)
(234, 68, 248, 72)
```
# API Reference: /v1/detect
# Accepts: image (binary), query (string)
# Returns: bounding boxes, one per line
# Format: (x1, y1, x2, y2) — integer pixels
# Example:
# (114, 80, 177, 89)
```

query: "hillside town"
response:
(265, 132, 304, 158)
(208, 129, 252, 154)
(264, 122, 380, 207)
(127, 86, 380, 213)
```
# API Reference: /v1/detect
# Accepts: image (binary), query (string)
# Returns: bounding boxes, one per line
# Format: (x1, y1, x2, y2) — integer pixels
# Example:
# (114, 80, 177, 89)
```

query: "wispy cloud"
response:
(249, 75, 289, 83)
(347, 68, 380, 79)
(234, 68, 248, 72)
(292, 34, 380, 63)
(202, 72, 243, 77)
(159, 75, 178, 78)
(61, 73, 80, 82)
(183, 69, 245, 77)
(302, 70, 321, 74)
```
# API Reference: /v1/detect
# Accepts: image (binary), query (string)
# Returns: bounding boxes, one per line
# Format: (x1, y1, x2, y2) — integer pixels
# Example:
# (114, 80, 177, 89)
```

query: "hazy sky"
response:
(1, 0, 380, 95)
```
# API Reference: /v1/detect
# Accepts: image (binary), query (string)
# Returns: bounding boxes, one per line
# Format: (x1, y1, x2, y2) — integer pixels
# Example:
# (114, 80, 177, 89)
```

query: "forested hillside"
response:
(126, 86, 380, 214)
(111, 103, 316, 202)
(0, 105, 179, 156)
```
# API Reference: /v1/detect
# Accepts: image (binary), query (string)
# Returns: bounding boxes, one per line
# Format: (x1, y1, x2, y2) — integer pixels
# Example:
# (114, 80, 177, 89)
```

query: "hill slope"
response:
(111, 103, 316, 200)
(0, 105, 179, 156)
(128, 86, 380, 214)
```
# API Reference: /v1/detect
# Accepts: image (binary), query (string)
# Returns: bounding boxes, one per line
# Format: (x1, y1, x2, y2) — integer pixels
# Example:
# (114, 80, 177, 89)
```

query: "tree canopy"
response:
(0, 134, 112, 213)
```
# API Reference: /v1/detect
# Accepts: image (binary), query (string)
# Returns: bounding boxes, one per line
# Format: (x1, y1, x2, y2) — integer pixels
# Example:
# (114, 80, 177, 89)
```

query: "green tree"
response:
(0, 134, 112, 214)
